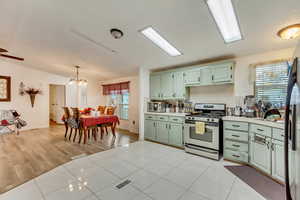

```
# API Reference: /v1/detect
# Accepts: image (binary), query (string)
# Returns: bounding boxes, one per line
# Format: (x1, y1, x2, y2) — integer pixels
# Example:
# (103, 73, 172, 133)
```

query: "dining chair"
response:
(97, 106, 106, 114)
(99, 106, 117, 136)
(62, 107, 71, 138)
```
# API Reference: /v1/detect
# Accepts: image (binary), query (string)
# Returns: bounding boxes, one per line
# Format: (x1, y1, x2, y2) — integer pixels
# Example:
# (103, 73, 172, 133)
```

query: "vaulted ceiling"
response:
(0, 0, 299, 80)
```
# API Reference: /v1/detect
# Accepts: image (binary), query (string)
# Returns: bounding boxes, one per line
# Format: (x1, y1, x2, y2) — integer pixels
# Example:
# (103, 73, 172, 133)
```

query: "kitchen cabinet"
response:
(144, 119, 157, 141)
(161, 73, 173, 99)
(150, 74, 161, 99)
(212, 64, 233, 83)
(250, 133, 271, 174)
(184, 69, 201, 85)
(173, 71, 186, 99)
(144, 114, 184, 147)
(156, 121, 169, 144)
(271, 139, 285, 182)
(200, 67, 213, 85)
(169, 123, 183, 147)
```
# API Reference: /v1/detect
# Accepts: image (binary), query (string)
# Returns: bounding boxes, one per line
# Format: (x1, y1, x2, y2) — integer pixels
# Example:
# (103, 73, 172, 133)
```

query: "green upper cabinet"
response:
(161, 73, 174, 99)
(200, 67, 213, 85)
(150, 74, 161, 100)
(212, 63, 234, 84)
(183, 69, 201, 85)
(173, 71, 186, 99)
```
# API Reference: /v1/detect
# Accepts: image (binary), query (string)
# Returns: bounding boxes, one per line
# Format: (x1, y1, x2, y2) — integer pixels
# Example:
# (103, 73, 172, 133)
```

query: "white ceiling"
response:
(0, 0, 299, 80)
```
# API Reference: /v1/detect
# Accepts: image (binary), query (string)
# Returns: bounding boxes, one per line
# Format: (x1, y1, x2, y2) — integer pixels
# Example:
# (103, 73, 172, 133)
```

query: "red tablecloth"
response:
(80, 115, 120, 128)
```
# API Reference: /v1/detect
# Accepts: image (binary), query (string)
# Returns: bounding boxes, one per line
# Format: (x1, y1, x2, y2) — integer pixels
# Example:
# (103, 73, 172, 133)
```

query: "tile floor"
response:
(0, 141, 266, 200)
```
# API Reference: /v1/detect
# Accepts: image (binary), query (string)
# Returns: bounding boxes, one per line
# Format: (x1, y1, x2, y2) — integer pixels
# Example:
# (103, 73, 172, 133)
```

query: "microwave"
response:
(147, 102, 166, 113)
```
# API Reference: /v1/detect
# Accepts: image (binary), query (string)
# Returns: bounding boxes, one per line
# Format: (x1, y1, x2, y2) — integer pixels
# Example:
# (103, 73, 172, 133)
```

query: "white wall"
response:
(99, 76, 139, 133)
(189, 47, 295, 106)
(0, 59, 101, 130)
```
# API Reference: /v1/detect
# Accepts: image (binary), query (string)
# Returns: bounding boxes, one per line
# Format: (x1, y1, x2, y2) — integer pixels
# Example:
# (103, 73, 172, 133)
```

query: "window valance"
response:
(102, 81, 130, 95)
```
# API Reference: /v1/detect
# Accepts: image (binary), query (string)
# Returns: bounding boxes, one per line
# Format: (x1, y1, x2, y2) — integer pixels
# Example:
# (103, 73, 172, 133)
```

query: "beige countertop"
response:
(144, 112, 187, 117)
(222, 116, 284, 129)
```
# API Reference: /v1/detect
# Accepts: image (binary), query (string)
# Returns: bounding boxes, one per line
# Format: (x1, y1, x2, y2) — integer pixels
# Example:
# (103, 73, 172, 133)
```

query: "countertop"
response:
(144, 112, 187, 117)
(222, 116, 284, 129)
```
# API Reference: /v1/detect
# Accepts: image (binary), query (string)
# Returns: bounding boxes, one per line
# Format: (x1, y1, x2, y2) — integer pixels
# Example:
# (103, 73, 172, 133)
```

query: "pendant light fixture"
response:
(68, 66, 88, 86)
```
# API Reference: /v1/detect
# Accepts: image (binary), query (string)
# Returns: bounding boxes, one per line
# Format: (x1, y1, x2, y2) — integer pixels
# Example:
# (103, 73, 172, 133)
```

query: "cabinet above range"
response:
(150, 61, 235, 100)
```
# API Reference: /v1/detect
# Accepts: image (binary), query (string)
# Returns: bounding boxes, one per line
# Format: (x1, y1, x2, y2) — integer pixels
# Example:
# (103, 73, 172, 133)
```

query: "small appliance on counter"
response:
(243, 95, 257, 118)
(147, 101, 166, 113)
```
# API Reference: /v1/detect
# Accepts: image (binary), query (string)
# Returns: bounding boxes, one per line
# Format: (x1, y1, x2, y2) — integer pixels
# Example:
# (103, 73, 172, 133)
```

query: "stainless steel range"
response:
(184, 103, 226, 160)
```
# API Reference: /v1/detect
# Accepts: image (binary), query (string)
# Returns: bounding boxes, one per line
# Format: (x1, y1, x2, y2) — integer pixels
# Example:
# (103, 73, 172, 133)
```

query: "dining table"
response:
(80, 114, 120, 144)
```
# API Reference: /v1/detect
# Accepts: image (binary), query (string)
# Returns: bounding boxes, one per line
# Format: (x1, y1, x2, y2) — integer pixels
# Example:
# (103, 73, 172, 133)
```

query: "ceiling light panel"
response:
(140, 27, 182, 57)
(206, 0, 242, 43)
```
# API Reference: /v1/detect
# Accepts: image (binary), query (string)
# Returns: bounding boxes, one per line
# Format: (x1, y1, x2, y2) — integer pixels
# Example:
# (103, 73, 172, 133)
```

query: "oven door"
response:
(184, 122, 219, 150)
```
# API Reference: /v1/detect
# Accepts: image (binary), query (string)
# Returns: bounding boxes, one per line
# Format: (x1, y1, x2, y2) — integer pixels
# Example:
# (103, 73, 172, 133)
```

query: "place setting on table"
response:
(62, 106, 119, 144)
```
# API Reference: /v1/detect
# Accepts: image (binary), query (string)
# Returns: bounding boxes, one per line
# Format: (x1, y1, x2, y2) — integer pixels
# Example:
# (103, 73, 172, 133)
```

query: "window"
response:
(108, 93, 129, 120)
(255, 61, 290, 108)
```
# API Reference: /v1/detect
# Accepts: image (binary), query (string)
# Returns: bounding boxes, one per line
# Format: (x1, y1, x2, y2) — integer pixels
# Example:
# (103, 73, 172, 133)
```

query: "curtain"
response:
(102, 81, 130, 95)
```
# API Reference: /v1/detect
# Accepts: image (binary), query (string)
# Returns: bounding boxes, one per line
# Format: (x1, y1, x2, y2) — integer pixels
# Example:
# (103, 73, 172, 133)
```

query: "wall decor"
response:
(0, 76, 11, 102)
(19, 84, 42, 107)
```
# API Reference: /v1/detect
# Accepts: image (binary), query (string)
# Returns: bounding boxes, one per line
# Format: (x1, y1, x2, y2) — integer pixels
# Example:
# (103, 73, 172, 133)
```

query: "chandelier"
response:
(68, 66, 88, 86)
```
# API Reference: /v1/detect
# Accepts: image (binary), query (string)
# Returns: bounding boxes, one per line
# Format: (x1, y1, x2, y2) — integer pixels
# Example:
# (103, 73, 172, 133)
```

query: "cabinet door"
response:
(200, 67, 212, 85)
(271, 140, 284, 182)
(144, 120, 156, 141)
(168, 123, 183, 147)
(183, 69, 201, 85)
(150, 74, 161, 99)
(161, 73, 173, 99)
(156, 121, 169, 144)
(250, 135, 271, 174)
(173, 71, 186, 99)
(212, 64, 233, 83)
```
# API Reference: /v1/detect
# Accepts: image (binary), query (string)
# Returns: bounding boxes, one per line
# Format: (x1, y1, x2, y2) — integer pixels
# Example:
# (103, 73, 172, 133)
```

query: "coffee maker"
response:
(244, 95, 257, 118)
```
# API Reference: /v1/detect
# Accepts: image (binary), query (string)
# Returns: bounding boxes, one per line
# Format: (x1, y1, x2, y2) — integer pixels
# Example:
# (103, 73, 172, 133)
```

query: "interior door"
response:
(55, 85, 65, 124)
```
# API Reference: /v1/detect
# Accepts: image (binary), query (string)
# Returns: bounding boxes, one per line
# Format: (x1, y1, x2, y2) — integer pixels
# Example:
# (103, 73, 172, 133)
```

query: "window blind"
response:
(255, 61, 289, 108)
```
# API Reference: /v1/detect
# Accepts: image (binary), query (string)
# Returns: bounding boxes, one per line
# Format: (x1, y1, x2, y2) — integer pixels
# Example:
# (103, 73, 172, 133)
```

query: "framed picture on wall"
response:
(0, 76, 11, 102)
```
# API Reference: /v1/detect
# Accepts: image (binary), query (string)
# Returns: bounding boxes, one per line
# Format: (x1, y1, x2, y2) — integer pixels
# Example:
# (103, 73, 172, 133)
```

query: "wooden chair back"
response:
(106, 106, 116, 115)
(63, 107, 71, 120)
(97, 106, 106, 114)
(71, 107, 80, 120)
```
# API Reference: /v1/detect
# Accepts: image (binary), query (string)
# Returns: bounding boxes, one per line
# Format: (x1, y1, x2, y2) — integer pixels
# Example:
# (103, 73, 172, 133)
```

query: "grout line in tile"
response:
(33, 179, 46, 200)
(225, 177, 237, 200)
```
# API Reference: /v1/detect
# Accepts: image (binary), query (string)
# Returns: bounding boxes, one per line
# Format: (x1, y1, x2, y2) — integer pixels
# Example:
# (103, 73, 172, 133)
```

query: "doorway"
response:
(49, 84, 66, 125)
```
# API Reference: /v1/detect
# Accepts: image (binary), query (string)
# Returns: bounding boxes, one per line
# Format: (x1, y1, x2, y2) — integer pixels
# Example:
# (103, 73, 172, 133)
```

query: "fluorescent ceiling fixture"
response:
(207, 0, 242, 43)
(140, 27, 182, 56)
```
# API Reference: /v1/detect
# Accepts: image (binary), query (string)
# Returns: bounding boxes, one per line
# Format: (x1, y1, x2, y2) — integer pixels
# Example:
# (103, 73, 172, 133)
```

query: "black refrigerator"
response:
(285, 55, 300, 200)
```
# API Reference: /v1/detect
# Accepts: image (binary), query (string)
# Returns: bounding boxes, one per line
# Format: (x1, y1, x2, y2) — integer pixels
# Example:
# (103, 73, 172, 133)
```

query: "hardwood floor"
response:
(0, 124, 138, 194)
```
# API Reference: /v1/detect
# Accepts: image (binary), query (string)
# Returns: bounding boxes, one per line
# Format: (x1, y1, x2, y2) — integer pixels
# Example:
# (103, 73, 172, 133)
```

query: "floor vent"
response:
(115, 180, 131, 189)
(71, 153, 87, 160)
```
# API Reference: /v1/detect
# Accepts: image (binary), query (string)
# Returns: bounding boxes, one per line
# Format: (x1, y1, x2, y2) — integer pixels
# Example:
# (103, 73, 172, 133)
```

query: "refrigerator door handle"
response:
(285, 58, 298, 200)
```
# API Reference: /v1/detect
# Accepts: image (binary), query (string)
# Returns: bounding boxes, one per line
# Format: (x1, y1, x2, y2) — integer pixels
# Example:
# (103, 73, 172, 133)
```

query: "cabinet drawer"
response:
(225, 140, 248, 152)
(169, 116, 184, 124)
(224, 130, 249, 142)
(156, 115, 169, 122)
(145, 114, 157, 120)
(224, 150, 248, 163)
(224, 121, 249, 132)
(250, 124, 272, 137)
(273, 128, 284, 141)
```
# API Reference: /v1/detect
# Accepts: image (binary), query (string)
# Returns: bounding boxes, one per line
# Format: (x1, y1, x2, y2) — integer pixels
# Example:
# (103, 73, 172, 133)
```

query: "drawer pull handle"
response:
(232, 144, 240, 147)
(232, 155, 240, 158)
(281, 134, 284, 137)
(173, 119, 178, 121)
(232, 135, 240, 138)
(232, 125, 240, 127)
(257, 128, 264, 131)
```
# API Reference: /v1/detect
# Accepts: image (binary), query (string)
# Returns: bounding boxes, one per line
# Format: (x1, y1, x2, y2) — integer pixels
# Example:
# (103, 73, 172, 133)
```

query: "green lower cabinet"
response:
(144, 120, 156, 141)
(250, 134, 271, 174)
(271, 139, 284, 182)
(168, 123, 183, 147)
(156, 121, 169, 144)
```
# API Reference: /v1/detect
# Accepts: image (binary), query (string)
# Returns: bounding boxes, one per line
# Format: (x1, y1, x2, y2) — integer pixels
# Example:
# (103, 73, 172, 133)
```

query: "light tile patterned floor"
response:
(0, 141, 266, 200)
